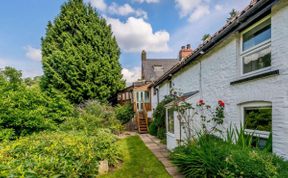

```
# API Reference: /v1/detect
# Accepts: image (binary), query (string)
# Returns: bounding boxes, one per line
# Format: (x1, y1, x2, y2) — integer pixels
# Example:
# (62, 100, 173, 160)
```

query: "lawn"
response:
(99, 135, 171, 178)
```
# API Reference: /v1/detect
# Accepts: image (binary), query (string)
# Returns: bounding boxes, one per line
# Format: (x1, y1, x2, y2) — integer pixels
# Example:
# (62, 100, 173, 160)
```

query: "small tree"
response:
(226, 9, 239, 22)
(202, 34, 211, 42)
(41, 0, 125, 104)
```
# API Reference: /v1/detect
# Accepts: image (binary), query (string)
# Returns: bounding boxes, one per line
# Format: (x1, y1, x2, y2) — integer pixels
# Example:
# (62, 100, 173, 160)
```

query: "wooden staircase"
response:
(138, 111, 148, 134)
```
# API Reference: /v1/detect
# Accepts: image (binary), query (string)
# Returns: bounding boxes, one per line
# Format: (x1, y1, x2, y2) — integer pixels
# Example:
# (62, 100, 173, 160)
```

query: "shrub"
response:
(115, 103, 134, 124)
(170, 135, 288, 178)
(149, 96, 173, 140)
(0, 128, 16, 141)
(0, 129, 122, 177)
(148, 122, 157, 136)
(61, 100, 122, 134)
(0, 67, 73, 139)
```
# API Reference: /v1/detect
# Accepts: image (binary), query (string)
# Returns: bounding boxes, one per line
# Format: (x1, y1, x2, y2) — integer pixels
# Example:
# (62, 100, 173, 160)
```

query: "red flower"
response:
(197, 99, 205, 106)
(218, 100, 225, 107)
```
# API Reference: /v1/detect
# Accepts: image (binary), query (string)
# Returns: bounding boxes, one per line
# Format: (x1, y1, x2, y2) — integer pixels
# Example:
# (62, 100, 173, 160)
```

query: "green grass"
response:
(99, 136, 171, 178)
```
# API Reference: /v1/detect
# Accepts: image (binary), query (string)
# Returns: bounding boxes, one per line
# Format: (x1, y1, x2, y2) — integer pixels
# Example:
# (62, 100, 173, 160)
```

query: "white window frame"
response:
(240, 101, 272, 139)
(166, 106, 175, 136)
(126, 92, 129, 100)
(240, 15, 271, 76)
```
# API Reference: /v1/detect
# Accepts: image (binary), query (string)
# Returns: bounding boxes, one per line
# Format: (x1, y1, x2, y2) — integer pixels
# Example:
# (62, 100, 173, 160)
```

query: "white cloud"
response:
(175, 0, 202, 17)
(0, 57, 43, 78)
(175, 0, 211, 22)
(24, 46, 42, 61)
(108, 3, 147, 19)
(122, 67, 141, 85)
(134, 0, 160, 3)
(107, 17, 170, 52)
(215, 4, 223, 11)
(188, 5, 210, 22)
(88, 0, 107, 11)
(88, 0, 148, 19)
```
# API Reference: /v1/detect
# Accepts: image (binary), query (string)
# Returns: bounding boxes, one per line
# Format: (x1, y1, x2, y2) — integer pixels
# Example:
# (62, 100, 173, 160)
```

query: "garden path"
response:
(139, 134, 184, 178)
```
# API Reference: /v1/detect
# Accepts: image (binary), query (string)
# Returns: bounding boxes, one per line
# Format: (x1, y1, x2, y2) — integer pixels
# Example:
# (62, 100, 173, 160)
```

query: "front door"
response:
(136, 91, 144, 111)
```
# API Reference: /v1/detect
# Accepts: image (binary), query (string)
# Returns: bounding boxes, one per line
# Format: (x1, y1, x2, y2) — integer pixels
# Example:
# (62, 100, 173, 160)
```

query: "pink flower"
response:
(197, 99, 205, 106)
(218, 100, 225, 107)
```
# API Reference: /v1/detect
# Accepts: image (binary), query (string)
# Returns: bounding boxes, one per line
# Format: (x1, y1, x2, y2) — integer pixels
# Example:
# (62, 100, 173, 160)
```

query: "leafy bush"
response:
(170, 135, 288, 178)
(0, 67, 73, 139)
(115, 103, 134, 124)
(148, 122, 157, 136)
(0, 128, 16, 141)
(61, 100, 122, 134)
(0, 129, 122, 177)
(149, 96, 173, 139)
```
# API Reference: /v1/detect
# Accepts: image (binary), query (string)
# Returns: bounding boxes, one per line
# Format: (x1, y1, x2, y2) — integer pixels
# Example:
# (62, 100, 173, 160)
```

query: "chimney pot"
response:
(179, 45, 193, 61)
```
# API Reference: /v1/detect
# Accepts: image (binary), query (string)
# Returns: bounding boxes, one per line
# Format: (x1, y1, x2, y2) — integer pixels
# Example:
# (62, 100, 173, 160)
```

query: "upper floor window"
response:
(241, 16, 271, 75)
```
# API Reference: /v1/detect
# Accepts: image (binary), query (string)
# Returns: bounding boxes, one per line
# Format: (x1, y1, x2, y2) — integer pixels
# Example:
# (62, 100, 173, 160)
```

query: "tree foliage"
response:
(226, 8, 239, 22)
(0, 67, 73, 140)
(115, 103, 134, 124)
(202, 34, 211, 42)
(41, 0, 125, 104)
(149, 96, 174, 140)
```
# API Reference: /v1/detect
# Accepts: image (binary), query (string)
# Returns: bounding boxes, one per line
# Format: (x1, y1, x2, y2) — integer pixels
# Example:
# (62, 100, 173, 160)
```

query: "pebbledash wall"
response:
(152, 0, 288, 159)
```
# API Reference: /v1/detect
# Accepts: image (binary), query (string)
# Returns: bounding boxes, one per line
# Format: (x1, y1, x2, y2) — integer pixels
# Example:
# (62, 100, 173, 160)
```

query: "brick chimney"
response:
(141, 50, 147, 61)
(141, 50, 146, 80)
(179, 44, 193, 60)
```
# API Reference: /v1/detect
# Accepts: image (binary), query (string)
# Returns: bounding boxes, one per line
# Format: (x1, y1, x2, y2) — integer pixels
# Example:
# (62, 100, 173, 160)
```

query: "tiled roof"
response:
(142, 58, 178, 82)
(153, 0, 274, 87)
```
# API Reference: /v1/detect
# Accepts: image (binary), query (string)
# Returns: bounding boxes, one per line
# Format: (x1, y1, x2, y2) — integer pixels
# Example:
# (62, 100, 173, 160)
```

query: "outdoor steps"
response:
(138, 112, 148, 134)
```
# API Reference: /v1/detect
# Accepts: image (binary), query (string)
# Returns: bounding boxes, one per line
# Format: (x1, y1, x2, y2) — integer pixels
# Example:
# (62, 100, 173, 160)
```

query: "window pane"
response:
(243, 47, 271, 74)
(243, 19, 271, 51)
(168, 109, 174, 133)
(144, 91, 150, 103)
(244, 106, 272, 132)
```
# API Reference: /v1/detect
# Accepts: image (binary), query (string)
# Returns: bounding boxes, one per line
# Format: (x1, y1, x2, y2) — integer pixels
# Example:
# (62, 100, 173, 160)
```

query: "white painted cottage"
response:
(151, 0, 288, 159)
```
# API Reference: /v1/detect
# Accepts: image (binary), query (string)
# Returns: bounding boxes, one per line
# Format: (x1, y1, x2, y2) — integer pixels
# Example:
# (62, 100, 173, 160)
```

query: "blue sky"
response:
(0, 0, 250, 83)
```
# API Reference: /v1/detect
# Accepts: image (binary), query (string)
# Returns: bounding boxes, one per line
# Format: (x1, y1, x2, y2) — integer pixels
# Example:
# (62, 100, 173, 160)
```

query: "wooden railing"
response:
(135, 111, 140, 133)
(142, 103, 149, 132)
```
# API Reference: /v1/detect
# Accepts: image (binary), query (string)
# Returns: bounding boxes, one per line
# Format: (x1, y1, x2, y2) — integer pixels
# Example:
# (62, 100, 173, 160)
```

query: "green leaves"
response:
(41, 0, 124, 104)
(115, 103, 134, 124)
(0, 130, 121, 177)
(170, 135, 288, 178)
(0, 68, 73, 140)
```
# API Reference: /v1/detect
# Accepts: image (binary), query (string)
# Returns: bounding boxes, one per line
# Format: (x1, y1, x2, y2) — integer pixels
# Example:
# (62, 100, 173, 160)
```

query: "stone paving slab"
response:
(139, 134, 184, 178)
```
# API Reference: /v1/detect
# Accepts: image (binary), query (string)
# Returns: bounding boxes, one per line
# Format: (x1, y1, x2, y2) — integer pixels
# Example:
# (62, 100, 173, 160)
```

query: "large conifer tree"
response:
(41, 0, 124, 103)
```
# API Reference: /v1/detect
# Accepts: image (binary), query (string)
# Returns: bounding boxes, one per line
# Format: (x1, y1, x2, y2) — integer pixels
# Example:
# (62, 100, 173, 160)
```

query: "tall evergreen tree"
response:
(41, 0, 125, 104)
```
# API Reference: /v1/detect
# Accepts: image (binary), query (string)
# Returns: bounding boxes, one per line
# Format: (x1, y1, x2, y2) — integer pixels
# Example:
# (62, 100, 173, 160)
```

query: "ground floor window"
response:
(242, 102, 272, 149)
(167, 108, 174, 134)
(244, 106, 272, 132)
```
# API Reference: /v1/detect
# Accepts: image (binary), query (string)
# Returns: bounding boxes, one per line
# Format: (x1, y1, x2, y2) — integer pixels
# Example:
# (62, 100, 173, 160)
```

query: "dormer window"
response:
(241, 15, 271, 75)
(153, 65, 164, 72)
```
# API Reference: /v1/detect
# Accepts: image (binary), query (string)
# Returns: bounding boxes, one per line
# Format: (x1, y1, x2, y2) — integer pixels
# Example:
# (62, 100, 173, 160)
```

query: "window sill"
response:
(230, 69, 279, 85)
(245, 129, 270, 139)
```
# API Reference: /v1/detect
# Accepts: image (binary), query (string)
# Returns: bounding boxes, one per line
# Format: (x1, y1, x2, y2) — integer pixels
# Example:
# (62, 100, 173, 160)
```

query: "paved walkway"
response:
(139, 134, 184, 178)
